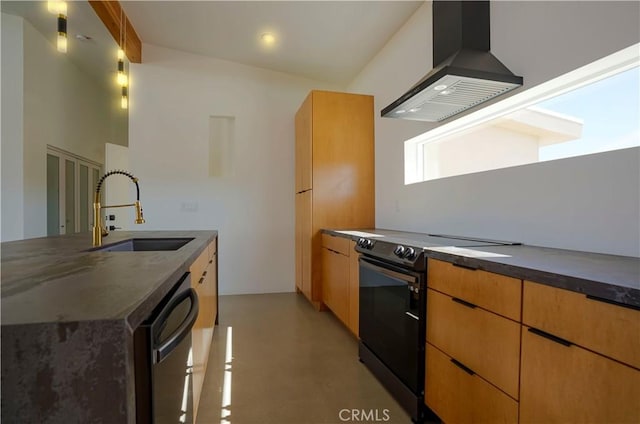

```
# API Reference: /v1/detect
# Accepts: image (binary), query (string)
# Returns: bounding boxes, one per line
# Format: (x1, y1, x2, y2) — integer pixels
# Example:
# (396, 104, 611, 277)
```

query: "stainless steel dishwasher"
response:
(134, 272, 199, 424)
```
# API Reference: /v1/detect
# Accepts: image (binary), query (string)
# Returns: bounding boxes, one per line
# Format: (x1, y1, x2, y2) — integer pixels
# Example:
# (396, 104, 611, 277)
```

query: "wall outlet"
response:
(181, 201, 199, 212)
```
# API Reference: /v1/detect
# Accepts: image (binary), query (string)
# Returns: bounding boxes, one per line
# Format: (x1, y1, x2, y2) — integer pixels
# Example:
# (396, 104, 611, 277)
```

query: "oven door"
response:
(359, 256, 424, 393)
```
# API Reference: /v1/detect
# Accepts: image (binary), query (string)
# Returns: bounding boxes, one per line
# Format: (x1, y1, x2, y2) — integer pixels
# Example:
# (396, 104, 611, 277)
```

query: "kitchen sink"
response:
(88, 238, 194, 252)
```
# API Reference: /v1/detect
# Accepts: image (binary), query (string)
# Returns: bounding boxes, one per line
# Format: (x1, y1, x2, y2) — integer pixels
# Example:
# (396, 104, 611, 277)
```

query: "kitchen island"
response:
(1, 230, 217, 423)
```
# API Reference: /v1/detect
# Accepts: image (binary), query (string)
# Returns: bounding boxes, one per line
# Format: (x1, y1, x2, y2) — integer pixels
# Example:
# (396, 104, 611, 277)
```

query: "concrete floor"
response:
(195, 292, 412, 424)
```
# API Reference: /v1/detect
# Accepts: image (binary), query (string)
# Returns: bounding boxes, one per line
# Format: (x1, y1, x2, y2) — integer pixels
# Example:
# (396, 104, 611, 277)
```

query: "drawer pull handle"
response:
(450, 358, 475, 376)
(203, 271, 207, 277)
(452, 297, 477, 309)
(452, 263, 478, 271)
(528, 327, 572, 347)
(586, 294, 640, 311)
(198, 277, 205, 285)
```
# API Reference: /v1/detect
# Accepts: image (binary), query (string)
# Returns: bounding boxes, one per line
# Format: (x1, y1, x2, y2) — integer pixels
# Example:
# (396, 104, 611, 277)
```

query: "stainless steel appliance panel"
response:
(135, 273, 198, 424)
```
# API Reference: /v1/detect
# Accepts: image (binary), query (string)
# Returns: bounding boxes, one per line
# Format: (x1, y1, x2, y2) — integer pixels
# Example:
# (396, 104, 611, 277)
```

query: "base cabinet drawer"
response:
(321, 233, 351, 256)
(523, 280, 640, 369)
(427, 259, 521, 321)
(426, 289, 521, 399)
(425, 343, 518, 424)
(520, 326, 640, 424)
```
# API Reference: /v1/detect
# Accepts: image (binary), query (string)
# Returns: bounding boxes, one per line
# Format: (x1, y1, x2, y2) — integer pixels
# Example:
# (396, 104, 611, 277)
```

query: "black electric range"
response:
(355, 234, 519, 422)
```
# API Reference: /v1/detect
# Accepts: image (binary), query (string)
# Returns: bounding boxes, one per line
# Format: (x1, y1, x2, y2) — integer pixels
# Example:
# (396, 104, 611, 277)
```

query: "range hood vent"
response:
(382, 1, 523, 122)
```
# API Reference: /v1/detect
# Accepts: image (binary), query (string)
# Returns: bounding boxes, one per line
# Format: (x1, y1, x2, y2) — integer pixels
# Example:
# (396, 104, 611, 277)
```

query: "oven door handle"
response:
(360, 257, 418, 284)
(153, 288, 199, 364)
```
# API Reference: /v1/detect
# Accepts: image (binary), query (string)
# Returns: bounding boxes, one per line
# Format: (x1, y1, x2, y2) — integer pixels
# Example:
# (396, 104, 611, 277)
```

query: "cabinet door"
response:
(210, 250, 218, 327)
(295, 194, 303, 292)
(295, 190, 313, 299)
(189, 249, 208, 421)
(348, 241, 359, 336)
(520, 326, 640, 423)
(311, 91, 374, 229)
(321, 247, 350, 324)
(295, 93, 312, 193)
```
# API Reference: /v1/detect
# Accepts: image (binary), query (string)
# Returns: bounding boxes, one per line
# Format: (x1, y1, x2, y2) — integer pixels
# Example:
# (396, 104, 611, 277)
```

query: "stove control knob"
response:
(358, 238, 373, 249)
(404, 247, 416, 260)
(394, 245, 405, 257)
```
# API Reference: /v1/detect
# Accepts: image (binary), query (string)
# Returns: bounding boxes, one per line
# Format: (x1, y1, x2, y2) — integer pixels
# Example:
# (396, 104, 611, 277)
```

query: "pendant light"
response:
(117, 7, 128, 88)
(117, 6, 129, 109)
(121, 86, 129, 109)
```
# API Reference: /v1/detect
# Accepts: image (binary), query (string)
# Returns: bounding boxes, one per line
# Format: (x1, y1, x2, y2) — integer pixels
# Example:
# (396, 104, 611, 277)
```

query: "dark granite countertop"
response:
(323, 228, 640, 309)
(1, 230, 217, 329)
(1, 230, 217, 422)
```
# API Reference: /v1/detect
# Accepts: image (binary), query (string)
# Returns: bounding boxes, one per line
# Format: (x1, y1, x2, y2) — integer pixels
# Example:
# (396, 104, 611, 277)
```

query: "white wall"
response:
(1, 14, 118, 241)
(348, 1, 640, 257)
(22, 18, 115, 239)
(129, 44, 339, 295)
(1, 13, 25, 242)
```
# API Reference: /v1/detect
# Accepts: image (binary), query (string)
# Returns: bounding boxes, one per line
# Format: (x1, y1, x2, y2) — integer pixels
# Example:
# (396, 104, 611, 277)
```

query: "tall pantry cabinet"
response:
(294, 90, 375, 309)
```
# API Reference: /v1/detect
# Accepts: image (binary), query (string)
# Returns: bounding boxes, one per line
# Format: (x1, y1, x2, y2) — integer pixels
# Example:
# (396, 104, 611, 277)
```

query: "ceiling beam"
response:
(88, 1, 142, 63)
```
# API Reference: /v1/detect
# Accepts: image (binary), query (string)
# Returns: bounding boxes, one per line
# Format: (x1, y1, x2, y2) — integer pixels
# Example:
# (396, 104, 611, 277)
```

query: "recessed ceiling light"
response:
(434, 84, 448, 91)
(260, 33, 276, 46)
(395, 109, 406, 114)
(75, 34, 92, 41)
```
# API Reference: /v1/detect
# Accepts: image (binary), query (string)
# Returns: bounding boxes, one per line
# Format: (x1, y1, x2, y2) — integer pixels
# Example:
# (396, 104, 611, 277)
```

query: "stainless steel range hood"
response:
(381, 1, 523, 122)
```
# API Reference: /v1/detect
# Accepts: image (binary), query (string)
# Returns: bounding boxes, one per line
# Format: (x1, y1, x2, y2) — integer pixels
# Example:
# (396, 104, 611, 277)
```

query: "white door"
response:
(46, 147, 102, 236)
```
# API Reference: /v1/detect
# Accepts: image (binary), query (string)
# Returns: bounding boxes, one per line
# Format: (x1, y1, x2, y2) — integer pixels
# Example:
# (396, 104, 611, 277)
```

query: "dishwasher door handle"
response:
(153, 288, 199, 364)
(405, 311, 419, 320)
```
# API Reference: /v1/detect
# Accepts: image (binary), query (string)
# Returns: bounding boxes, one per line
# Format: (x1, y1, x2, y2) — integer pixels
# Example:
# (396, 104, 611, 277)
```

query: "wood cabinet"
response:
(322, 244, 350, 324)
(295, 190, 312, 299)
(189, 239, 218, 422)
(348, 240, 359, 336)
(426, 343, 519, 424)
(520, 325, 640, 424)
(294, 90, 374, 310)
(426, 288, 521, 399)
(427, 259, 521, 321)
(426, 260, 640, 424)
(425, 258, 522, 422)
(321, 234, 360, 335)
(520, 281, 640, 423)
(523, 280, 640, 369)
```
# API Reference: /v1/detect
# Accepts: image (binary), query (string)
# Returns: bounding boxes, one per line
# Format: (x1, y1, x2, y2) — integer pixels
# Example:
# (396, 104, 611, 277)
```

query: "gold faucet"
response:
(92, 170, 145, 247)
